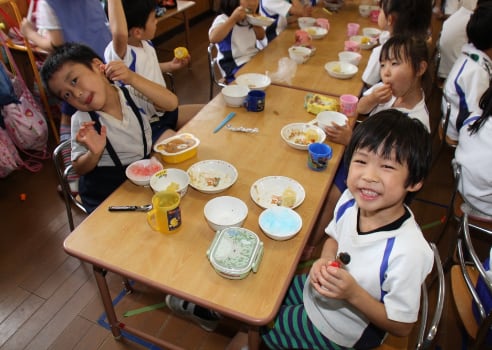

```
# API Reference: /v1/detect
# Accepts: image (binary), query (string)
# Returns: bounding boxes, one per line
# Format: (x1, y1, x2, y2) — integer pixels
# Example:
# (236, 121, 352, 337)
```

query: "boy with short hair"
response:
(40, 43, 177, 213)
(105, 0, 199, 144)
(228, 109, 434, 349)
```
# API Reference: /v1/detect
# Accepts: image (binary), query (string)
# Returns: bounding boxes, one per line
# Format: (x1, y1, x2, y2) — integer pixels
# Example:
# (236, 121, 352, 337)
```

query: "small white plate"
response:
(280, 123, 326, 150)
(235, 73, 271, 90)
(187, 160, 238, 194)
(259, 206, 302, 241)
(324, 61, 358, 79)
(350, 35, 377, 50)
(303, 26, 328, 39)
(250, 176, 305, 209)
(246, 14, 274, 27)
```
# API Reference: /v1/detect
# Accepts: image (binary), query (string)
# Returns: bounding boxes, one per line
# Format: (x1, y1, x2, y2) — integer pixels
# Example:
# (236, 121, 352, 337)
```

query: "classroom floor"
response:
(0, 11, 480, 350)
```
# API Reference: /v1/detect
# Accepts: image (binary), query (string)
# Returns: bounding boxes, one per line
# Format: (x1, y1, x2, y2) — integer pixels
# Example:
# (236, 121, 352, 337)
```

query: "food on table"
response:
(127, 161, 162, 177)
(174, 46, 189, 59)
(360, 36, 371, 44)
(295, 29, 312, 47)
(287, 128, 319, 145)
(166, 182, 180, 192)
(281, 187, 297, 208)
(189, 170, 229, 189)
(305, 93, 340, 115)
(155, 135, 197, 154)
(332, 64, 342, 73)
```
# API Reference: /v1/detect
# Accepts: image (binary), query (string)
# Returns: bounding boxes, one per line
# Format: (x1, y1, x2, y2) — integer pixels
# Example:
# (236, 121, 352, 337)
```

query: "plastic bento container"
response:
(207, 227, 263, 279)
(153, 133, 200, 164)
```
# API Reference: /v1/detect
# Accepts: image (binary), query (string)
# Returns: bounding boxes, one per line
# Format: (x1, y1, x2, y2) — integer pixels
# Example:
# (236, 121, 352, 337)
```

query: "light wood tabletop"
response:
(63, 85, 349, 349)
(237, 4, 378, 97)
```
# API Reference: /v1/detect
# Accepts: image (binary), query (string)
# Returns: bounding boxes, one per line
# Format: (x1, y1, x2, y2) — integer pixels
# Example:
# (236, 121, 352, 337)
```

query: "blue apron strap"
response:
(379, 237, 395, 302)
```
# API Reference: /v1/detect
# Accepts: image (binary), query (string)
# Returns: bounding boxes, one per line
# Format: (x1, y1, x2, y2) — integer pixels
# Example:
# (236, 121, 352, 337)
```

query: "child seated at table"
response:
(361, 0, 432, 88)
(208, 0, 266, 83)
(441, 0, 492, 144)
(105, 0, 202, 144)
(454, 84, 492, 221)
(260, 0, 313, 42)
(227, 110, 434, 350)
(40, 43, 175, 213)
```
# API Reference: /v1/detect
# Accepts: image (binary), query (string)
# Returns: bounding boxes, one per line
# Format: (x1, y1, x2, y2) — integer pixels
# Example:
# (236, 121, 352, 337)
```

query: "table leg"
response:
(248, 326, 261, 350)
(93, 266, 122, 339)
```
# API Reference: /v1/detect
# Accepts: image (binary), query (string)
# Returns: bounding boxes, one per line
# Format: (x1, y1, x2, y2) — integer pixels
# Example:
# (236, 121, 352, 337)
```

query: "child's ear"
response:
(407, 180, 423, 193)
(417, 61, 428, 77)
(90, 58, 105, 72)
(129, 27, 143, 39)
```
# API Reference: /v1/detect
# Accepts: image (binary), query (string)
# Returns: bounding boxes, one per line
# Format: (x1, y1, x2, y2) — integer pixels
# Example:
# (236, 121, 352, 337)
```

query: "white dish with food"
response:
(125, 158, 164, 186)
(187, 160, 238, 194)
(246, 14, 274, 27)
(149, 168, 190, 197)
(259, 206, 302, 241)
(362, 27, 382, 40)
(153, 133, 200, 163)
(288, 46, 312, 64)
(324, 61, 358, 79)
(280, 123, 326, 150)
(235, 73, 271, 90)
(303, 26, 328, 39)
(250, 176, 305, 209)
(350, 35, 377, 50)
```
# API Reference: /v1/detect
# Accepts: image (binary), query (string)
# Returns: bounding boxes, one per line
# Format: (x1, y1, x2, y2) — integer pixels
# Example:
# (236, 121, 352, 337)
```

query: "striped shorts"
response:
(261, 274, 351, 350)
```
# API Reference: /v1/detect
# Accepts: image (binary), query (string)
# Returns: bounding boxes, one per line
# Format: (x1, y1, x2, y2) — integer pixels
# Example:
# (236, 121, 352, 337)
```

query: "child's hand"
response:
(169, 55, 191, 71)
(76, 121, 107, 156)
(372, 83, 392, 104)
(231, 6, 248, 22)
(309, 257, 331, 286)
(104, 61, 134, 85)
(311, 263, 357, 300)
(323, 123, 352, 146)
(20, 18, 35, 37)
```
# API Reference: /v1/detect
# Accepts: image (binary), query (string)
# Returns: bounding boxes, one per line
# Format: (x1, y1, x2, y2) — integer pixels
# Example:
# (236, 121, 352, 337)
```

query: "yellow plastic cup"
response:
(147, 191, 181, 234)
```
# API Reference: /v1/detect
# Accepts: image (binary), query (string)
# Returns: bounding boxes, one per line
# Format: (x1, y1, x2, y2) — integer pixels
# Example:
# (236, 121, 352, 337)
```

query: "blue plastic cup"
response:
(307, 143, 332, 171)
(244, 90, 266, 112)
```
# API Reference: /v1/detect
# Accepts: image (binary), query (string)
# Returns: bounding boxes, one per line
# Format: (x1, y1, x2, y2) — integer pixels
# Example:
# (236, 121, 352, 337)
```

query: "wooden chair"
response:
(375, 242, 446, 350)
(207, 43, 226, 100)
(52, 139, 87, 231)
(451, 213, 492, 350)
(0, 0, 59, 142)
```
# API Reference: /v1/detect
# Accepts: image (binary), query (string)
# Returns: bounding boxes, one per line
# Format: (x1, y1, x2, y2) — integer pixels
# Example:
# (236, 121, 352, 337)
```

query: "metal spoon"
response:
(108, 204, 152, 212)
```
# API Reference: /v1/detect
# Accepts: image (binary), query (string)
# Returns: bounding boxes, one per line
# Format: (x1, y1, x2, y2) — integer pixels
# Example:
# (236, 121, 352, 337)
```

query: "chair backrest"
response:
(431, 91, 454, 167)
(163, 71, 176, 94)
(52, 139, 87, 231)
(375, 242, 445, 350)
(207, 43, 226, 100)
(451, 213, 492, 349)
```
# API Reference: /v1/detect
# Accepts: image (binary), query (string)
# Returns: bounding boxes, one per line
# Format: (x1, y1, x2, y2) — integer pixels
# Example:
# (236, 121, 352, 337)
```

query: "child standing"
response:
(442, 1, 492, 143)
(105, 0, 199, 144)
(361, 0, 432, 87)
(228, 110, 434, 349)
(40, 43, 172, 213)
(454, 85, 492, 220)
(208, 0, 266, 83)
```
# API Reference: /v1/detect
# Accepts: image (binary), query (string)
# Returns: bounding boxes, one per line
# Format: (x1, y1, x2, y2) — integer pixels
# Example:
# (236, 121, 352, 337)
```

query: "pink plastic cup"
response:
(316, 18, 330, 30)
(347, 22, 360, 37)
(340, 94, 359, 117)
(370, 9, 380, 23)
(344, 40, 360, 52)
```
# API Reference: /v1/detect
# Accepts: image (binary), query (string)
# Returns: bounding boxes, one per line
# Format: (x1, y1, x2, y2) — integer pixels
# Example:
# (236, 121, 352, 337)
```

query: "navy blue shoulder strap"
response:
(88, 111, 123, 168)
(379, 237, 395, 302)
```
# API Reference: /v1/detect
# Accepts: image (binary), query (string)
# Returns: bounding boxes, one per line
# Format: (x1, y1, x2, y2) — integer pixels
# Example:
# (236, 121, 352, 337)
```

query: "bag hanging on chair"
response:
(0, 126, 23, 178)
(0, 32, 49, 160)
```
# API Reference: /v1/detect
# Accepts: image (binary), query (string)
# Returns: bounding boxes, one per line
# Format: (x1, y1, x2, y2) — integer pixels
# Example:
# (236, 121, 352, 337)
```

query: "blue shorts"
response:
(150, 108, 179, 144)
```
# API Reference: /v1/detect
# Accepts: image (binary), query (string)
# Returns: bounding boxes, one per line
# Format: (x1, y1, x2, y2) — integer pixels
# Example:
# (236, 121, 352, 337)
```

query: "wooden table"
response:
(156, 1, 195, 53)
(63, 85, 347, 350)
(237, 4, 377, 97)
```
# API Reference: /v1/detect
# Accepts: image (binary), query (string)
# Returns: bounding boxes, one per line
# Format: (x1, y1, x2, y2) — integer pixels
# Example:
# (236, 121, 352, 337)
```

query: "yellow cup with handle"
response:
(147, 191, 181, 234)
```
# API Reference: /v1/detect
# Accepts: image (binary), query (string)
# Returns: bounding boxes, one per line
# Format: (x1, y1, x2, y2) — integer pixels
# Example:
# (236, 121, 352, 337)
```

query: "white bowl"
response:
(324, 61, 358, 79)
(303, 26, 328, 39)
(338, 51, 362, 66)
(149, 168, 190, 197)
(259, 206, 302, 241)
(316, 111, 348, 130)
(250, 176, 305, 209)
(298, 17, 316, 29)
(125, 159, 164, 186)
(235, 73, 271, 90)
(362, 27, 382, 40)
(204, 196, 248, 231)
(246, 14, 275, 27)
(288, 46, 312, 64)
(281, 123, 326, 150)
(221, 85, 250, 107)
(187, 160, 238, 194)
(350, 35, 377, 50)
(359, 4, 371, 17)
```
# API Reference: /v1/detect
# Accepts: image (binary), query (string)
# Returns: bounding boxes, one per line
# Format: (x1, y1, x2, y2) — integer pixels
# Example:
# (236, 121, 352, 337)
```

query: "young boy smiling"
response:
(228, 109, 435, 349)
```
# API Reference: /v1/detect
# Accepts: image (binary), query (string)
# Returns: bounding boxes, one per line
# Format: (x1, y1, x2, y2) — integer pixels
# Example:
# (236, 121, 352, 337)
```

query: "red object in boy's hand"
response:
(329, 252, 351, 268)
(329, 261, 341, 268)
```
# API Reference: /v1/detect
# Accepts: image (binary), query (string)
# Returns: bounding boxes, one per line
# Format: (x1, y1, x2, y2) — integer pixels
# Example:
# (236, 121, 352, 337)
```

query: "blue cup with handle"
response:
(244, 90, 265, 112)
(307, 143, 332, 171)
